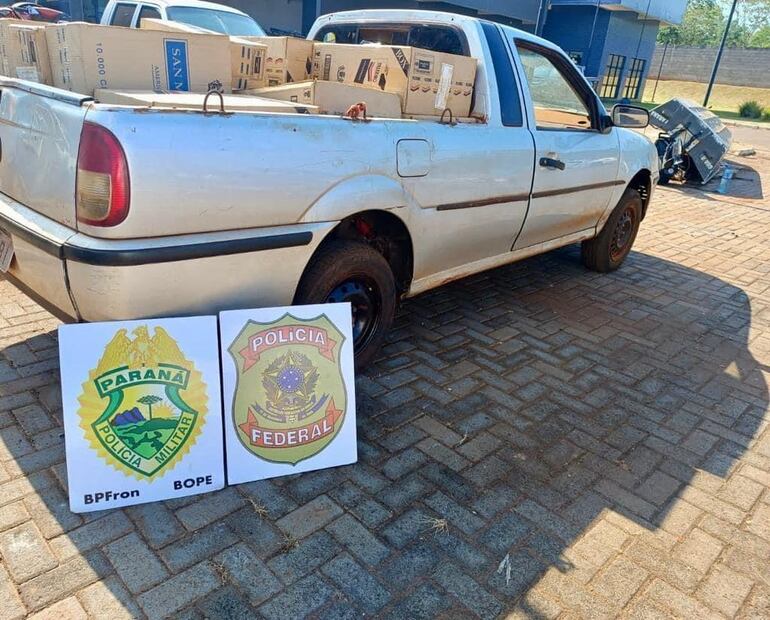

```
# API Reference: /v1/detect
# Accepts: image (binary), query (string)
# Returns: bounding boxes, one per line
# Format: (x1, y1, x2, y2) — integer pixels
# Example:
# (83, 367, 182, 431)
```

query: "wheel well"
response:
(315, 210, 414, 295)
(628, 169, 652, 218)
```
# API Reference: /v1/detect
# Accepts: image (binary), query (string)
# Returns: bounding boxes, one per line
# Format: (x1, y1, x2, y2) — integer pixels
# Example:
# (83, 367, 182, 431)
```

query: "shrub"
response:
(739, 100, 765, 119)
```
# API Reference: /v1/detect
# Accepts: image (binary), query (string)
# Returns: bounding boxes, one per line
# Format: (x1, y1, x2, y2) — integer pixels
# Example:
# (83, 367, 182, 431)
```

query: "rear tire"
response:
(294, 240, 396, 369)
(582, 188, 642, 273)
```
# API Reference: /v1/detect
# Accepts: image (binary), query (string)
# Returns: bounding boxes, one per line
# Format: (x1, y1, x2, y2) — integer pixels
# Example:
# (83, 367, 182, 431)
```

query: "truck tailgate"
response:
(0, 80, 90, 228)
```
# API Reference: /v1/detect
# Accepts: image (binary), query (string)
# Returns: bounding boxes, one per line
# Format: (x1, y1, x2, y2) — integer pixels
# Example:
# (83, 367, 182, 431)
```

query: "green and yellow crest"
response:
(228, 313, 347, 465)
(78, 325, 207, 479)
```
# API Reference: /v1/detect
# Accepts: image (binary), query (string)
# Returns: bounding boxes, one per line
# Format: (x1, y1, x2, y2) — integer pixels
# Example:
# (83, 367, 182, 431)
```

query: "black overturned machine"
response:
(650, 98, 732, 185)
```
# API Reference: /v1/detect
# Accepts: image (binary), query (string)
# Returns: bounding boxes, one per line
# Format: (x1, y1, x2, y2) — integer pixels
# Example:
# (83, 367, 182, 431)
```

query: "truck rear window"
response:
(314, 23, 468, 56)
(110, 3, 136, 27)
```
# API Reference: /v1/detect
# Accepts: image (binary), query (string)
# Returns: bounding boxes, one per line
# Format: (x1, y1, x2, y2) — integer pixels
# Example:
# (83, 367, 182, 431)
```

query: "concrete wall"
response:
(650, 46, 770, 88)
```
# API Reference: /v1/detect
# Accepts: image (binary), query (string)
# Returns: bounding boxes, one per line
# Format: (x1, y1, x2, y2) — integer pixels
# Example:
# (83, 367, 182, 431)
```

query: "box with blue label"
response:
(139, 18, 267, 91)
(45, 22, 232, 95)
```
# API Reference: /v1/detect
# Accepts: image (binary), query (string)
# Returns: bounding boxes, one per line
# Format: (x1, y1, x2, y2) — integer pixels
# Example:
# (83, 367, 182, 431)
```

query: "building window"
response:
(569, 51, 584, 65)
(623, 58, 646, 100)
(600, 54, 625, 99)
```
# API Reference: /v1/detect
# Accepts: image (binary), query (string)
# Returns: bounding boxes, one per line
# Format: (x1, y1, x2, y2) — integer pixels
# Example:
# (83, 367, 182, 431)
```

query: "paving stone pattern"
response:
(1, 148, 770, 618)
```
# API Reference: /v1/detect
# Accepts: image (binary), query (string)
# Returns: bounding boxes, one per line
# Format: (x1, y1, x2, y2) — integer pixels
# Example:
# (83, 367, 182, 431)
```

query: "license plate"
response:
(0, 228, 13, 273)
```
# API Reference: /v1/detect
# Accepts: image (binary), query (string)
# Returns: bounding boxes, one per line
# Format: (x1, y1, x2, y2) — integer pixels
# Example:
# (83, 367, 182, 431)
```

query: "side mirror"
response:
(611, 104, 649, 129)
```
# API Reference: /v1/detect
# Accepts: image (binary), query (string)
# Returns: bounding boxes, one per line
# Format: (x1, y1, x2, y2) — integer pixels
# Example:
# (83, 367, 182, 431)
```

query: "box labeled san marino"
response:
(312, 43, 477, 117)
(45, 22, 233, 95)
(140, 18, 266, 90)
(253, 80, 402, 118)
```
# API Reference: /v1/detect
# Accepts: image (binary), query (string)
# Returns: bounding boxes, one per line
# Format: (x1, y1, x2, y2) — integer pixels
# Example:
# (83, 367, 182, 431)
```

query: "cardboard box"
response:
(252, 80, 402, 118)
(312, 43, 477, 117)
(94, 89, 318, 113)
(140, 18, 266, 90)
(45, 22, 233, 95)
(0, 18, 28, 76)
(247, 36, 313, 87)
(9, 24, 52, 84)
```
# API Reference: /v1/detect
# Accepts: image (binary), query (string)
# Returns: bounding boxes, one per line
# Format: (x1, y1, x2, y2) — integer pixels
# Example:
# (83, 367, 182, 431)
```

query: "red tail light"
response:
(76, 122, 130, 227)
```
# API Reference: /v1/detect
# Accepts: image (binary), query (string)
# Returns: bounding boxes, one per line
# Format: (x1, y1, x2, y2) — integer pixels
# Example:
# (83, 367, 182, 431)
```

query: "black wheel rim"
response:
(610, 207, 636, 262)
(326, 277, 381, 354)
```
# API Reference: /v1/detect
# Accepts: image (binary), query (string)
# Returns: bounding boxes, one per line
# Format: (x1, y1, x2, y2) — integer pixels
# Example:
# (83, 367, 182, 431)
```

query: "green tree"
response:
(658, 0, 770, 48)
(739, 0, 770, 34)
(137, 395, 163, 420)
(750, 25, 770, 46)
(664, 0, 726, 46)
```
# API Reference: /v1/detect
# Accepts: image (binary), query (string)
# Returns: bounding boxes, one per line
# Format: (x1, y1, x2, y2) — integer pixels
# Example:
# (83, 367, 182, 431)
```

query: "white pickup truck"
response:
(0, 9, 658, 366)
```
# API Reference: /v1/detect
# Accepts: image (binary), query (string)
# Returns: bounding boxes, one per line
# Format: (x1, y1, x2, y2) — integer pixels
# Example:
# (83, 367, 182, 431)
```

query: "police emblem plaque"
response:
(221, 304, 357, 484)
(59, 317, 225, 512)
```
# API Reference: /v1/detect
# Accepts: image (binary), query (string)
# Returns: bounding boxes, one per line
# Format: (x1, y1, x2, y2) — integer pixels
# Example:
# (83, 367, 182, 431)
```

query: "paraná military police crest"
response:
(77, 325, 207, 479)
(228, 313, 347, 465)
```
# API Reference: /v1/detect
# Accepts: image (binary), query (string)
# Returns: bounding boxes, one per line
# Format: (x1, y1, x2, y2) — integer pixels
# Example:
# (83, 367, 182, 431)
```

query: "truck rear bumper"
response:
(0, 191, 334, 322)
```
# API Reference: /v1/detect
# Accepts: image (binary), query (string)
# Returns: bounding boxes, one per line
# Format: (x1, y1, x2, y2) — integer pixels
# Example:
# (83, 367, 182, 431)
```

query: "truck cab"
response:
(99, 0, 266, 36)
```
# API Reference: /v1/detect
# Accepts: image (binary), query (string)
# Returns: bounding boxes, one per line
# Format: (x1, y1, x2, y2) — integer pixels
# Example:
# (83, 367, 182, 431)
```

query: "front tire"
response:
(582, 188, 642, 273)
(294, 240, 396, 369)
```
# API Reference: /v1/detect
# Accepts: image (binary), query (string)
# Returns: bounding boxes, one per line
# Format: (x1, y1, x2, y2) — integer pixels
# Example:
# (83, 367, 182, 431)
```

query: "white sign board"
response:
(59, 317, 225, 512)
(220, 303, 357, 484)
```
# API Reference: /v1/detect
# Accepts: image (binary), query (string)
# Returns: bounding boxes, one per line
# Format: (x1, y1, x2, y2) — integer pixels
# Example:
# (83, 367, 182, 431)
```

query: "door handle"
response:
(539, 157, 566, 171)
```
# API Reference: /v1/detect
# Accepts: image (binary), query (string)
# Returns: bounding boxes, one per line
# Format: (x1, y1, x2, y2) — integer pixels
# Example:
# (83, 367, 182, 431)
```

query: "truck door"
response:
(396, 22, 535, 280)
(507, 39, 621, 250)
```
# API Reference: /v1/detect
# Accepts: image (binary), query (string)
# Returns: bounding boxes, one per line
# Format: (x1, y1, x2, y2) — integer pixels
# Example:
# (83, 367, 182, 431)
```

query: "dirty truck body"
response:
(0, 10, 658, 364)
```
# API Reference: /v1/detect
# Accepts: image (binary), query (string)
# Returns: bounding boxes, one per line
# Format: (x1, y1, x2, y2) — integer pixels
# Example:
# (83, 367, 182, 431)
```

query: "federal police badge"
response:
(77, 325, 207, 479)
(228, 313, 347, 465)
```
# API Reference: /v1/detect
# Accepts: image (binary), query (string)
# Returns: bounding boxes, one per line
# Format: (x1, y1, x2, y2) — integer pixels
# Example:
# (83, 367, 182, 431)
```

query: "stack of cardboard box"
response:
(254, 40, 477, 119)
(0, 18, 270, 94)
(0, 18, 478, 121)
(311, 43, 477, 118)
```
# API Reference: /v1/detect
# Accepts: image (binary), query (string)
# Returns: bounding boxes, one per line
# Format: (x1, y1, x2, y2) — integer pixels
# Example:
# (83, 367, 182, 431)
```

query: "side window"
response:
(110, 2, 137, 26)
(137, 5, 162, 23)
(516, 44, 593, 131)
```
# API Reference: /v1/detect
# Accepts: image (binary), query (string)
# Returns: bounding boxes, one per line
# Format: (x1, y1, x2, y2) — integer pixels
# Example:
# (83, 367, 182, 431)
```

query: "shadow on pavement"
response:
(359, 245, 768, 617)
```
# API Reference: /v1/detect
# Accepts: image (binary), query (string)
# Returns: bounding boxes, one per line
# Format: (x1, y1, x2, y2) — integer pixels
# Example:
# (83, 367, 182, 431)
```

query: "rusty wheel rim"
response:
(610, 207, 636, 262)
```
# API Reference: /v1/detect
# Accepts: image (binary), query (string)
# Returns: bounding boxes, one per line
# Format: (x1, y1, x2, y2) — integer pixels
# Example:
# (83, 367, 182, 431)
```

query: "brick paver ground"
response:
(1, 143, 770, 619)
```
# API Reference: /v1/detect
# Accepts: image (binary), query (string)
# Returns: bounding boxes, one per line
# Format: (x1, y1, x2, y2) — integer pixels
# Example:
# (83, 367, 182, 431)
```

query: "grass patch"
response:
(639, 79, 770, 123)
